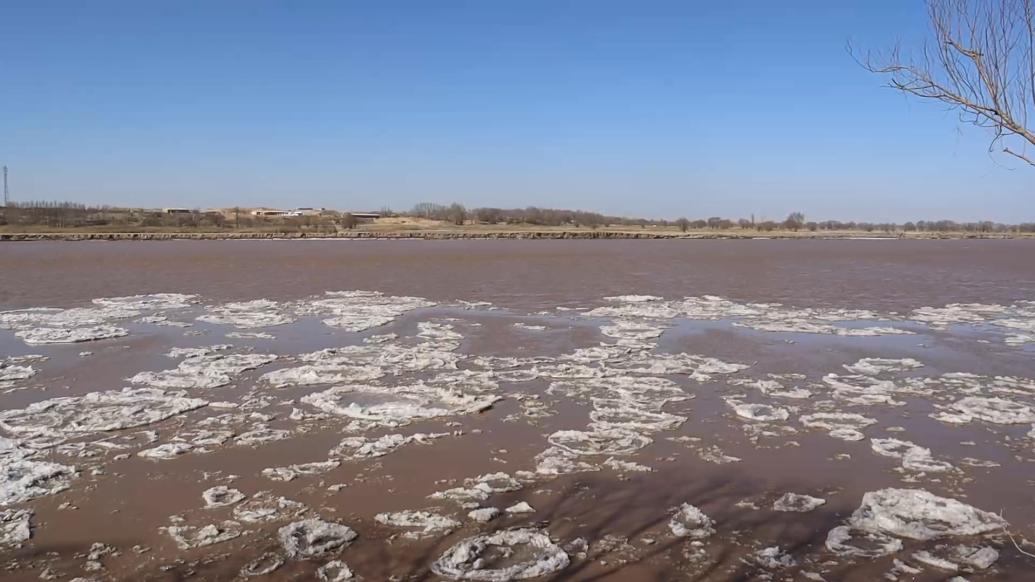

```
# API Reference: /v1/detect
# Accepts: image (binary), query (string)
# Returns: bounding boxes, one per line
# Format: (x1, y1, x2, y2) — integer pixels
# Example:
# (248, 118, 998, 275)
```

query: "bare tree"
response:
(444, 203, 467, 226)
(340, 213, 358, 230)
(784, 211, 806, 231)
(675, 217, 691, 232)
(860, 0, 1035, 166)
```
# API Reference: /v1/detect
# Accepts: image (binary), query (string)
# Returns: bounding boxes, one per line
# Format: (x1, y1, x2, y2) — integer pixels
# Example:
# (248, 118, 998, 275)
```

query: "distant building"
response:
(285, 207, 325, 217)
(350, 212, 381, 219)
(163, 208, 192, 214)
(251, 209, 288, 217)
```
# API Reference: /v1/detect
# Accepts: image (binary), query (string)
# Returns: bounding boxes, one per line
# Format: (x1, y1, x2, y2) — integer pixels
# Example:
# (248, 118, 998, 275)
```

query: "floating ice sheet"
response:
(317, 560, 356, 581)
(0, 458, 76, 506)
(131, 352, 277, 390)
(261, 460, 339, 482)
(773, 493, 826, 513)
(941, 396, 1035, 425)
(800, 413, 877, 441)
(430, 472, 523, 508)
(844, 358, 923, 376)
(329, 432, 450, 460)
(0, 388, 207, 446)
(233, 492, 307, 523)
(18, 325, 128, 345)
(825, 525, 903, 558)
(374, 510, 460, 539)
(669, 503, 715, 539)
(198, 299, 295, 328)
(0, 509, 32, 547)
(202, 486, 245, 508)
(432, 528, 570, 581)
(728, 400, 790, 422)
(297, 290, 434, 332)
(302, 384, 499, 428)
(165, 521, 243, 550)
(0, 357, 39, 382)
(847, 488, 1007, 541)
(278, 518, 357, 559)
(1, 294, 194, 345)
(870, 438, 955, 473)
(547, 429, 651, 456)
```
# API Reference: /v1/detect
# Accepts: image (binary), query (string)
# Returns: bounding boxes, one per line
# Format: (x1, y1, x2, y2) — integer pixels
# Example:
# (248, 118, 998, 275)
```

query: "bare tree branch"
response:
(857, 0, 1035, 167)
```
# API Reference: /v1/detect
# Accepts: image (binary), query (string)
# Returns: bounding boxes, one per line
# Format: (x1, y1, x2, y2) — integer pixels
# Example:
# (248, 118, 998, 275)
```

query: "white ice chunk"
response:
(278, 518, 357, 559)
(432, 528, 570, 581)
(668, 503, 715, 539)
(773, 493, 826, 513)
(202, 486, 245, 508)
(375, 510, 460, 539)
(847, 488, 1007, 541)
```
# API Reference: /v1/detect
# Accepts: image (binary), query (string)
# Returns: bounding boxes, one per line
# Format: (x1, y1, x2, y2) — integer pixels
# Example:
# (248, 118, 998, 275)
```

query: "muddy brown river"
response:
(0, 239, 1033, 581)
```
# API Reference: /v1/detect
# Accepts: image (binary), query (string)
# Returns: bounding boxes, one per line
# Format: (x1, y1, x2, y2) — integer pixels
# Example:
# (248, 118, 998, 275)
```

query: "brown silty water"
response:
(0, 239, 1032, 581)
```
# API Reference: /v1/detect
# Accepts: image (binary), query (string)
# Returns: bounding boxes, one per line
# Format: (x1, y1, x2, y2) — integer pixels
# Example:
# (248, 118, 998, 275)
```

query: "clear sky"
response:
(1, 1, 1031, 222)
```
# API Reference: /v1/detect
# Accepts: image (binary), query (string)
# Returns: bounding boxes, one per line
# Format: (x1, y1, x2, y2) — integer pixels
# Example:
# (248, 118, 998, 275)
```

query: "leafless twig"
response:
(858, 0, 1035, 167)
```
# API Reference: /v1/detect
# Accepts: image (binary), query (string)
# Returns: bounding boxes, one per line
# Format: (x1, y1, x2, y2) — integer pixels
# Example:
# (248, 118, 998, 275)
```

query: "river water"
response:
(0, 239, 1032, 581)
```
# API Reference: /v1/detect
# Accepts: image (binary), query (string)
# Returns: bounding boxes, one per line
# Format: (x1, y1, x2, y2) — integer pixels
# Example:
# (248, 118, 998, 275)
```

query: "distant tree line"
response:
(2, 200, 1034, 234)
(408, 203, 1035, 233)
(0, 201, 344, 233)
(407, 202, 653, 229)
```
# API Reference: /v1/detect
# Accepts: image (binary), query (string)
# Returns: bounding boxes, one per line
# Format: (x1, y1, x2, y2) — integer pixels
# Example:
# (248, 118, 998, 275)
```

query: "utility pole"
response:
(2, 166, 8, 207)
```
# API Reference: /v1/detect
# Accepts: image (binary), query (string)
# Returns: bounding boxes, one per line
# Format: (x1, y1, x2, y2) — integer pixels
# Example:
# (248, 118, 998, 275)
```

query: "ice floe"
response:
(0, 294, 193, 345)
(467, 507, 500, 523)
(505, 502, 536, 515)
(589, 294, 913, 337)
(202, 486, 245, 508)
(297, 290, 434, 332)
(432, 528, 570, 581)
(0, 509, 32, 547)
(825, 525, 903, 558)
(18, 325, 128, 345)
(0, 388, 207, 444)
(772, 493, 826, 513)
(317, 560, 356, 581)
(870, 438, 955, 473)
(165, 521, 243, 550)
(751, 545, 796, 569)
(799, 412, 877, 441)
(233, 492, 307, 523)
(846, 488, 1007, 540)
(430, 472, 523, 509)
(261, 460, 339, 482)
(278, 518, 357, 559)
(547, 429, 651, 456)
(131, 352, 276, 390)
(375, 510, 460, 539)
(844, 358, 924, 376)
(913, 544, 999, 571)
(938, 396, 1035, 425)
(261, 362, 384, 388)
(669, 503, 715, 539)
(240, 552, 284, 576)
(0, 357, 39, 382)
(534, 447, 601, 476)
(138, 442, 194, 460)
(330, 432, 450, 460)
(302, 384, 499, 428)
(198, 299, 295, 328)
(727, 400, 790, 422)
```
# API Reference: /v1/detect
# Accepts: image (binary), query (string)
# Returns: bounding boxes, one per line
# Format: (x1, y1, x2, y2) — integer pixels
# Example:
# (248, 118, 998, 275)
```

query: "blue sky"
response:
(1, 1, 1031, 222)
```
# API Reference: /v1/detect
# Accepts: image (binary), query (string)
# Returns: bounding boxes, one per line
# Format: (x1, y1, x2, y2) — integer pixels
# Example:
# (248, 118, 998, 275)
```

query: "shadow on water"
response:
(13, 467, 1027, 581)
